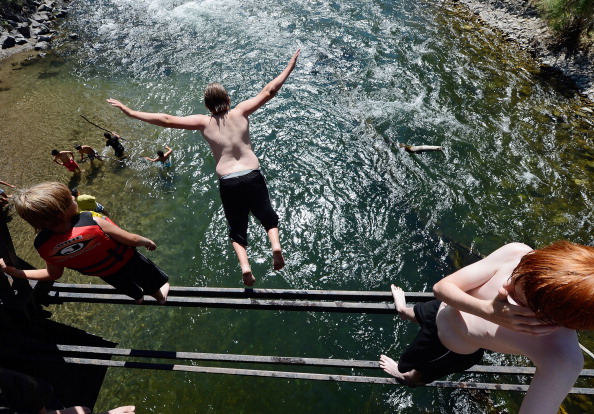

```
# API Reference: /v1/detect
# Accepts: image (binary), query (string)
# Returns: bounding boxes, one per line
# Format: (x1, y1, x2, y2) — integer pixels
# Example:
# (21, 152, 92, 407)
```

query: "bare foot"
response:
(391, 284, 406, 312)
(273, 249, 285, 271)
(379, 355, 408, 383)
(243, 271, 256, 287)
(152, 282, 170, 305)
(391, 284, 416, 321)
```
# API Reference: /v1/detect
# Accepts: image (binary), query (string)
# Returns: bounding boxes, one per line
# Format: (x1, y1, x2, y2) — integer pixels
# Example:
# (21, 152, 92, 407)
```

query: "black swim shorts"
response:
(101, 251, 169, 300)
(398, 299, 484, 384)
(219, 169, 279, 246)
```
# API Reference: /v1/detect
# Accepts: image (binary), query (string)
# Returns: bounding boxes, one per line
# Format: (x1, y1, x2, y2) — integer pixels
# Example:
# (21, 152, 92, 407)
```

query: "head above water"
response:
(14, 182, 73, 232)
(509, 240, 594, 330)
(204, 83, 230, 115)
(157, 151, 164, 157)
(104, 132, 112, 139)
(74, 145, 82, 150)
(51, 149, 59, 156)
(70, 188, 80, 197)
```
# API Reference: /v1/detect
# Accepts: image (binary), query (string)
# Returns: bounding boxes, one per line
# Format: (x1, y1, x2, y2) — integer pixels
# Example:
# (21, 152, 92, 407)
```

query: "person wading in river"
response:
(107, 49, 300, 286)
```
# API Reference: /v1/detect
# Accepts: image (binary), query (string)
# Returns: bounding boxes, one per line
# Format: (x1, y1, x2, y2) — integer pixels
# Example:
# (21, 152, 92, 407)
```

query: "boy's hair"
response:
(14, 182, 74, 232)
(74, 145, 82, 150)
(204, 83, 231, 115)
(104, 132, 111, 139)
(510, 241, 594, 330)
(157, 151, 164, 157)
(51, 150, 59, 156)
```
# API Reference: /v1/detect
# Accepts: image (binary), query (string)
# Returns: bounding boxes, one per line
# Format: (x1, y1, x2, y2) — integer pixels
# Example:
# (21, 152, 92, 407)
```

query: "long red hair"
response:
(510, 241, 594, 330)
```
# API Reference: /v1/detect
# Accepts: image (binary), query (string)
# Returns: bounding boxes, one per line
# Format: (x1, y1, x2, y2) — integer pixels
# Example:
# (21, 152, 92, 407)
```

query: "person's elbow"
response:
(47, 267, 64, 281)
(432, 279, 447, 301)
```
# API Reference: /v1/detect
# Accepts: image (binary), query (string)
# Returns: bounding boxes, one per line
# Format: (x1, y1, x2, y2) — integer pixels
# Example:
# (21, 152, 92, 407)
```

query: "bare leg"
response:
(379, 355, 425, 387)
(151, 282, 170, 305)
(266, 227, 285, 271)
(232, 241, 255, 286)
(391, 284, 417, 322)
(99, 406, 136, 414)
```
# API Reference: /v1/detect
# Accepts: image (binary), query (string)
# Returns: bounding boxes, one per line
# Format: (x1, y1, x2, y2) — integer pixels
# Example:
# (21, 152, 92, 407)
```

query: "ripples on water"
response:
(1, 0, 593, 412)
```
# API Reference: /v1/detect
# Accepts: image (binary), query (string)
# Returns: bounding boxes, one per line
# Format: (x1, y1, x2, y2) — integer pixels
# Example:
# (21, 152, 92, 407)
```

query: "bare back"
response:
(200, 110, 260, 177)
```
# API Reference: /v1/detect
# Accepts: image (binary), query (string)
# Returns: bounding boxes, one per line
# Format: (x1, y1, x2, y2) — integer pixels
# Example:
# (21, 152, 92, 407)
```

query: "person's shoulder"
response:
(491, 243, 532, 263)
(500, 242, 532, 254)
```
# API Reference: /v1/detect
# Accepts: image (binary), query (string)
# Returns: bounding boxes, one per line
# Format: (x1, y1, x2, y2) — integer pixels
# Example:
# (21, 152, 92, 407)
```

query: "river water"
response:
(1, 0, 593, 412)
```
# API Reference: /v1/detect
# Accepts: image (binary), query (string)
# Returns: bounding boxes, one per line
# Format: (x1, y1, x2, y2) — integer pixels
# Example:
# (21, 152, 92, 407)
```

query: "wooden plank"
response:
(11, 354, 594, 394)
(45, 292, 398, 314)
(49, 283, 434, 302)
(21, 344, 594, 378)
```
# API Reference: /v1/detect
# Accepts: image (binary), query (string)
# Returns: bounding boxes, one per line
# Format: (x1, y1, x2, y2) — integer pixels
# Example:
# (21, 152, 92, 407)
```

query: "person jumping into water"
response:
(380, 241, 594, 414)
(107, 49, 300, 286)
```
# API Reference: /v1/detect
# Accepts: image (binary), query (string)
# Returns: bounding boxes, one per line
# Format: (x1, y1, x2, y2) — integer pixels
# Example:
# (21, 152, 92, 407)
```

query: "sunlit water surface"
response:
(1, 0, 594, 412)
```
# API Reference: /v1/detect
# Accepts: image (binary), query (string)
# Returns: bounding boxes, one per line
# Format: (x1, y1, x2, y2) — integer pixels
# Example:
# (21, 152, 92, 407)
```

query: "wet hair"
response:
(14, 182, 73, 232)
(204, 83, 230, 115)
(74, 145, 82, 150)
(104, 132, 111, 139)
(509, 241, 594, 330)
(157, 151, 164, 157)
(70, 188, 79, 197)
(51, 149, 59, 156)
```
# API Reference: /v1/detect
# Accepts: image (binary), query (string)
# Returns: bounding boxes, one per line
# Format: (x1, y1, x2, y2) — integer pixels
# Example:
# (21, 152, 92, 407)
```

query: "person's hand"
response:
(107, 98, 125, 109)
(487, 285, 559, 336)
(142, 239, 157, 251)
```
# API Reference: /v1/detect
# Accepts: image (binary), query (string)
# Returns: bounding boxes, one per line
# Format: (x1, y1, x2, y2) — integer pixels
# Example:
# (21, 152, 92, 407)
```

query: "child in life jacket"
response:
(0, 182, 170, 305)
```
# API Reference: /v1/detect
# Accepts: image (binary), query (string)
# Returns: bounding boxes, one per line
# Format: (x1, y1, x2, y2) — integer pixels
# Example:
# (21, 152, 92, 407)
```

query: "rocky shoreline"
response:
(454, 0, 594, 101)
(0, 0, 74, 60)
(1, 0, 593, 101)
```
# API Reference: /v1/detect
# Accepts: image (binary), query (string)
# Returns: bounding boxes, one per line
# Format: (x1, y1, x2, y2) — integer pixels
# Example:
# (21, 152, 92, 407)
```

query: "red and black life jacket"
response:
(34, 212, 134, 277)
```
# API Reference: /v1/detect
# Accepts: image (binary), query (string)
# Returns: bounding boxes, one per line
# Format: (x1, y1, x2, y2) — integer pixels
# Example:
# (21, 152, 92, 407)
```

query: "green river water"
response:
(1, 0, 594, 412)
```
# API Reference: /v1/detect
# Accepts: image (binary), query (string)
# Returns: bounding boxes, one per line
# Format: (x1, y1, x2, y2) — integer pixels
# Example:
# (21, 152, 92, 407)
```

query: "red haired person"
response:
(380, 241, 594, 414)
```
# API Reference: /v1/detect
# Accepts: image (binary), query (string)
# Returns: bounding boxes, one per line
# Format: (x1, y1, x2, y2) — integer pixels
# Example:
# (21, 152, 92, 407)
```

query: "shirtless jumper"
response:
(219, 169, 279, 246)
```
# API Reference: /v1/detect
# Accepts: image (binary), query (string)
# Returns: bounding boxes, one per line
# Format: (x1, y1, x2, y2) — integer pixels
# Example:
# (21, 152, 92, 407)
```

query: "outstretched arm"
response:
(94, 217, 156, 250)
(0, 258, 64, 281)
(107, 99, 205, 130)
(235, 49, 300, 116)
(433, 242, 557, 335)
(164, 145, 173, 157)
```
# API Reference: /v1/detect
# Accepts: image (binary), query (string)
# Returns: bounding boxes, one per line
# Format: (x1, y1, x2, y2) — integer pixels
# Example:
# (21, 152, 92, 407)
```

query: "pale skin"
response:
(0, 197, 169, 305)
(380, 243, 583, 414)
(107, 49, 300, 285)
